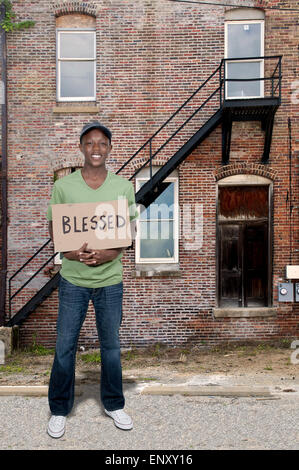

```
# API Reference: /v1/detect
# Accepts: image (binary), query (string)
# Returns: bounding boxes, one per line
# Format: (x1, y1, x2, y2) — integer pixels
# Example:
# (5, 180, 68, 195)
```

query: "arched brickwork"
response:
(51, 1, 98, 17)
(214, 163, 277, 182)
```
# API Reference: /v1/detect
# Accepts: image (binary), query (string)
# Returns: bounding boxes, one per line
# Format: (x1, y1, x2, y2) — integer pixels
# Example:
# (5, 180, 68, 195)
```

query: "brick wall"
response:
(4, 0, 299, 348)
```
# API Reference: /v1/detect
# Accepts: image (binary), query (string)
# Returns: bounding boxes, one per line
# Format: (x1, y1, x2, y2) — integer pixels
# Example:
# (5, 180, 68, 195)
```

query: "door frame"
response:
(216, 177, 273, 308)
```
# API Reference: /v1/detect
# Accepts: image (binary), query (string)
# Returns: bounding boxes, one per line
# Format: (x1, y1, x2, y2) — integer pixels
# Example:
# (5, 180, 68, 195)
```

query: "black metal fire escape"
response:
(5, 56, 282, 327)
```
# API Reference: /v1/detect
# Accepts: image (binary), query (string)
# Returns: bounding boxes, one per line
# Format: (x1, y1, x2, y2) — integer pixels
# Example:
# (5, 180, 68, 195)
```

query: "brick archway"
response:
(51, 1, 98, 17)
(214, 163, 277, 182)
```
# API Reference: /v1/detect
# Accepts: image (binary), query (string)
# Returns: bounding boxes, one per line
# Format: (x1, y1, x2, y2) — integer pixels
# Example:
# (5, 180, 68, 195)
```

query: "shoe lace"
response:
(52, 415, 65, 426)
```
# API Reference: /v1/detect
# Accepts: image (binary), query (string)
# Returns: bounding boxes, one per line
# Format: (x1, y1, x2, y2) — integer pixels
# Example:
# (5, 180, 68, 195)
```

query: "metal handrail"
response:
(8, 55, 282, 321)
(116, 63, 222, 175)
(221, 55, 282, 61)
(8, 249, 57, 320)
(129, 85, 222, 181)
(223, 76, 280, 82)
(10, 253, 57, 302)
(271, 58, 281, 78)
(220, 55, 281, 102)
(9, 238, 51, 282)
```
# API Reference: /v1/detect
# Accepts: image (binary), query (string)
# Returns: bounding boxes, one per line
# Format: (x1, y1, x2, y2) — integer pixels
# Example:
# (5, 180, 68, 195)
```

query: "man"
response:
(46, 121, 137, 438)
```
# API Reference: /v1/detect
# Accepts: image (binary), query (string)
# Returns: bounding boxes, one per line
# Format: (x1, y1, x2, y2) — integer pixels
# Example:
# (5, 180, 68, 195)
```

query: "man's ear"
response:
(79, 143, 83, 153)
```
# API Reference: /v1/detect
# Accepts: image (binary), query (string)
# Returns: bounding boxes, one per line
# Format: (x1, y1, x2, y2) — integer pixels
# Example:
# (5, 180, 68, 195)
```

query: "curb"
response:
(0, 384, 275, 398)
(0, 386, 83, 397)
(141, 385, 272, 397)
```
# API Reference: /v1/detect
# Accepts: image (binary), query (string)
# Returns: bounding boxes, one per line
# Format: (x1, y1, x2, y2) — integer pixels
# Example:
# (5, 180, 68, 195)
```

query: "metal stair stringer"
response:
(135, 108, 223, 208)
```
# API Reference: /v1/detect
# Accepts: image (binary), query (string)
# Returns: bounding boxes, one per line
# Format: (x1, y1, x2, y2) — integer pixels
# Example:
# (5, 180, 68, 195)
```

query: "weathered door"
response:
(218, 185, 269, 307)
(244, 222, 268, 307)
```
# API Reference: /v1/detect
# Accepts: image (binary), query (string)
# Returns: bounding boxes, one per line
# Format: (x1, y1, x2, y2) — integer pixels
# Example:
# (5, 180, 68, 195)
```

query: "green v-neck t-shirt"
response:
(47, 169, 137, 288)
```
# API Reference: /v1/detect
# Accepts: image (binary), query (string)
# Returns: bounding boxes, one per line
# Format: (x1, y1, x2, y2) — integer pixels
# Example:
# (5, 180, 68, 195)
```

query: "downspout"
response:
(0, 1, 7, 326)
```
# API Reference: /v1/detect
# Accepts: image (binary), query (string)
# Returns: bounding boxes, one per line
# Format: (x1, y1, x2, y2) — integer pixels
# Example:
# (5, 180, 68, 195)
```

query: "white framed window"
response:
(135, 168, 179, 264)
(57, 29, 96, 101)
(225, 20, 264, 99)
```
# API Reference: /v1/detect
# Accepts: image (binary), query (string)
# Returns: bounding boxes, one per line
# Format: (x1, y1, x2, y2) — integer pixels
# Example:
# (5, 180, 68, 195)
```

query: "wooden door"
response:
(219, 224, 242, 307)
(218, 185, 270, 308)
(244, 223, 268, 306)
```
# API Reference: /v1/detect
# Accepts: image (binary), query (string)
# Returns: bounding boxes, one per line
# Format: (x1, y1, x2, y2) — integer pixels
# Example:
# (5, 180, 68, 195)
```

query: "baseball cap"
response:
(80, 121, 112, 143)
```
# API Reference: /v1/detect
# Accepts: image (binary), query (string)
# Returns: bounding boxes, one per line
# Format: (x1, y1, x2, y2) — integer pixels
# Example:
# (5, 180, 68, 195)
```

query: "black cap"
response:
(80, 121, 112, 143)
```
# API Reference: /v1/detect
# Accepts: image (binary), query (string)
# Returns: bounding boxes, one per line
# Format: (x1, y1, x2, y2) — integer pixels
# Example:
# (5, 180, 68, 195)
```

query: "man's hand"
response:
(63, 242, 94, 263)
(83, 248, 123, 266)
(63, 243, 123, 266)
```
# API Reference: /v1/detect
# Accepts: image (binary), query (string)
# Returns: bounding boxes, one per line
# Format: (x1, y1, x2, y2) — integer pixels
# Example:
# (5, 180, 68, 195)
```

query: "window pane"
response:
(60, 61, 94, 98)
(140, 221, 174, 259)
(219, 186, 268, 220)
(155, 182, 174, 206)
(227, 61, 261, 97)
(227, 23, 261, 58)
(140, 182, 175, 220)
(60, 32, 95, 59)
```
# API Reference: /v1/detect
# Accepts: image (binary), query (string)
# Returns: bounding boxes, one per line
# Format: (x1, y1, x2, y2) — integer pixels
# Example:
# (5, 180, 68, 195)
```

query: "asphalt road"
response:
(1, 380, 299, 451)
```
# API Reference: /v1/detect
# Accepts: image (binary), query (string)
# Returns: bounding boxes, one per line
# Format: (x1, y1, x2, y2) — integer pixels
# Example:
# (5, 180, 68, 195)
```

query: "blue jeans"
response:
(48, 275, 124, 416)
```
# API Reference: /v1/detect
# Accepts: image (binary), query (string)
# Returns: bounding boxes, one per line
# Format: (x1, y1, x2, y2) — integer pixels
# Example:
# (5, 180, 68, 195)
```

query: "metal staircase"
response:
(5, 56, 282, 327)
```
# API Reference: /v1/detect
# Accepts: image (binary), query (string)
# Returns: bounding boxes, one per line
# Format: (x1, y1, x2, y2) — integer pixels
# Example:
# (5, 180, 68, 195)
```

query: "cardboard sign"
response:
(52, 199, 132, 252)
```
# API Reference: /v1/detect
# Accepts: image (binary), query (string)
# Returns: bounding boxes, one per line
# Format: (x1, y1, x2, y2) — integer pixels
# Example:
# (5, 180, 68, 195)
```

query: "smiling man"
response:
(46, 121, 137, 439)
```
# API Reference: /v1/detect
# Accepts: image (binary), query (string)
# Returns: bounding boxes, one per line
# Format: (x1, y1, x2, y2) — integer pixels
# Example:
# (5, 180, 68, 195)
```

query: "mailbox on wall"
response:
(295, 283, 299, 302)
(278, 283, 294, 302)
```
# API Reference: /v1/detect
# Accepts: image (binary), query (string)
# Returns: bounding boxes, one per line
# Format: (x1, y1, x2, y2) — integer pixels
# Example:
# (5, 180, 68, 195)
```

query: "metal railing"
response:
(7, 55, 282, 322)
(116, 62, 222, 181)
(219, 55, 282, 104)
(8, 239, 56, 320)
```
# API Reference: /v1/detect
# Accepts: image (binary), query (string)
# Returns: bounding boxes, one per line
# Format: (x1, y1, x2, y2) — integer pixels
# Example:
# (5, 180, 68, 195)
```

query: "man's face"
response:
(79, 129, 112, 169)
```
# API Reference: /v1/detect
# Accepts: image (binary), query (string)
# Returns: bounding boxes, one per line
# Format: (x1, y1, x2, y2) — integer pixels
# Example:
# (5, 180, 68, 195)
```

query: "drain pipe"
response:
(0, 2, 7, 326)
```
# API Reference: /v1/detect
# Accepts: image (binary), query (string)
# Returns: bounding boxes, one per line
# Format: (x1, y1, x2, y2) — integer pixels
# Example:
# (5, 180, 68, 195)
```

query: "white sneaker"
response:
(47, 415, 66, 438)
(104, 408, 133, 430)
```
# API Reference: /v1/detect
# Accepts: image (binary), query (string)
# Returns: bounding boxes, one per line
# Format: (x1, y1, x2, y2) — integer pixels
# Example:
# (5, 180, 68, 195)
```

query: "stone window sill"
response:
(213, 307, 278, 318)
(53, 104, 100, 114)
(134, 264, 181, 278)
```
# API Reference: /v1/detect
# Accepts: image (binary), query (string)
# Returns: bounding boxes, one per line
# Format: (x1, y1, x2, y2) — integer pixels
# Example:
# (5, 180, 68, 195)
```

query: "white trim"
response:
(224, 20, 264, 100)
(135, 176, 179, 264)
(218, 174, 272, 186)
(225, 8, 265, 21)
(57, 29, 96, 102)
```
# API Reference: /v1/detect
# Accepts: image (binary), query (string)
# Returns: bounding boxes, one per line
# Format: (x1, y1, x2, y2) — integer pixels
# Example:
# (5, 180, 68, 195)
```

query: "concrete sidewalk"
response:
(0, 368, 298, 398)
(0, 372, 299, 450)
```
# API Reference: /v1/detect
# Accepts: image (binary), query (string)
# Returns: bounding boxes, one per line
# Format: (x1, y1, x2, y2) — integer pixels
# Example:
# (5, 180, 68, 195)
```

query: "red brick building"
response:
(0, 0, 298, 349)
